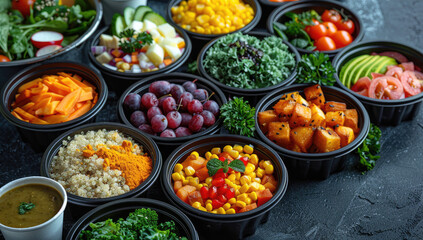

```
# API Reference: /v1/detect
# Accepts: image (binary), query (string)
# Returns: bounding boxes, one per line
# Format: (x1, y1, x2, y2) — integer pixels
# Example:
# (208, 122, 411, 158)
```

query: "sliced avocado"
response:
(351, 55, 381, 86)
(344, 55, 375, 88)
(339, 55, 369, 88)
(364, 56, 397, 79)
(373, 57, 397, 75)
(134, 6, 153, 21)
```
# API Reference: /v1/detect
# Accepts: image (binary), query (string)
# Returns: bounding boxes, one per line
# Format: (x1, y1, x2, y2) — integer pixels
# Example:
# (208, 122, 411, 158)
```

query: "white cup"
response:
(102, 0, 148, 25)
(0, 176, 68, 240)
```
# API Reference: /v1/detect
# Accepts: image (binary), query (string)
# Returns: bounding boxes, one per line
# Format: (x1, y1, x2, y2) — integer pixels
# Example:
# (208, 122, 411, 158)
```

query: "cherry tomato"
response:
(308, 24, 328, 41)
(401, 71, 422, 96)
(322, 22, 337, 36)
(315, 36, 336, 51)
(321, 9, 341, 24)
(336, 19, 355, 35)
(368, 76, 404, 99)
(0, 55, 10, 62)
(12, 0, 35, 17)
(332, 30, 353, 48)
(351, 77, 371, 97)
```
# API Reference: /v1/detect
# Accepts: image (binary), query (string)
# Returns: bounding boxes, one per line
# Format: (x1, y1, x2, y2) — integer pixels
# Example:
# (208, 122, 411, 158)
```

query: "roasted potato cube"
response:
(304, 84, 325, 108)
(291, 127, 314, 152)
(344, 109, 359, 133)
(310, 104, 326, 128)
(289, 144, 302, 152)
(313, 128, 341, 152)
(289, 103, 312, 128)
(281, 91, 309, 107)
(258, 110, 278, 133)
(334, 126, 355, 147)
(267, 122, 290, 148)
(273, 100, 295, 122)
(326, 111, 345, 127)
(323, 101, 347, 113)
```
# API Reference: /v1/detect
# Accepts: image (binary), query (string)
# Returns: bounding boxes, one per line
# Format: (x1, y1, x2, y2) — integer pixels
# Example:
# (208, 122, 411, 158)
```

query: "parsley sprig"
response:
(296, 52, 336, 86)
(220, 97, 256, 137)
(207, 158, 245, 176)
(357, 123, 382, 172)
(118, 28, 153, 54)
(18, 202, 35, 215)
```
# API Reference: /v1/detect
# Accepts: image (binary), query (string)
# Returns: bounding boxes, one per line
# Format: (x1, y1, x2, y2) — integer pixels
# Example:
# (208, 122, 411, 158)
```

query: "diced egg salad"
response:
(93, 20, 185, 73)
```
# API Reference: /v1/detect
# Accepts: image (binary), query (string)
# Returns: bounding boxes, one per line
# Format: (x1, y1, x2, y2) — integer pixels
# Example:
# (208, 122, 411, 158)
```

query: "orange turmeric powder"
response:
(82, 140, 153, 190)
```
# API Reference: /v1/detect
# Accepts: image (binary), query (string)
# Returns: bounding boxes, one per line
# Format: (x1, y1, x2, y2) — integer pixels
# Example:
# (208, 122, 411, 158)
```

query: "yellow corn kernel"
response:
(243, 145, 254, 154)
(258, 184, 266, 191)
(233, 145, 243, 153)
(171, 7, 178, 15)
(217, 207, 226, 214)
(196, 14, 209, 25)
(179, 170, 186, 177)
(184, 166, 195, 176)
(196, 26, 205, 34)
(235, 180, 240, 185)
(205, 151, 212, 160)
(211, 147, 221, 155)
(211, 210, 218, 214)
(228, 173, 236, 183)
(249, 191, 258, 201)
(192, 201, 201, 209)
(235, 189, 240, 196)
(226, 208, 236, 214)
(189, 177, 199, 186)
(199, 206, 207, 212)
(243, 153, 251, 159)
(245, 163, 255, 174)
(196, 183, 204, 191)
(253, 177, 261, 183)
(262, 160, 271, 169)
(206, 199, 212, 205)
(210, 154, 219, 160)
(205, 177, 213, 186)
(237, 193, 248, 201)
(186, 176, 193, 181)
(240, 175, 251, 185)
(228, 182, 237, 190)
(206, 203, 213, 211)
(245, 197, 252, 205)
(180, 174, 186, 182)
(256, 167, 265, 178)
(250, 182, 260, 192)
(223, 203, 231, 210)
(228, 150, 239, 159)
(239, 183, 250, 194)
(265, 164, 274, 175)
(248, 172, 256, 179)
(203, 6, 214, 16)
(225, 179, 231, 185)
(229, 26, 236, 32)
(212, 28, 221, 34)
(183, 179, 189, 185)
(172, 172, 181, 181)
(236, 200, 246, 208)
(223, 145, 232, 153)
(235, 172, 241, 180)
(190, 151, 199, 160)
(228, 197, 236, 204)
(174, 163, 183, 173)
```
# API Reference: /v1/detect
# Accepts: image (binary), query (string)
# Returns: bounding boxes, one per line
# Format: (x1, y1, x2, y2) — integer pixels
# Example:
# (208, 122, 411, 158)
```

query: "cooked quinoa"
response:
(50, 129, 144, 198)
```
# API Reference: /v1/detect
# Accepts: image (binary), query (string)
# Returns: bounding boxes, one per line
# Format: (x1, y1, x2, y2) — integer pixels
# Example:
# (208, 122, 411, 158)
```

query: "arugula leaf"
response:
(357, 123, 382, 172)
(207, 158, 246, 176)
(18, 202, 35, 215)
(0, 12, 9, 56)
(296, 52, 336, 86)
(220, 97, 256, 137)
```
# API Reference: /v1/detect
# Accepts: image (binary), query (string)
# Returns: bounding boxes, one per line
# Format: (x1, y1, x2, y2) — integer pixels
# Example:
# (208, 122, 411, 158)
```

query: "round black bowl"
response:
(0, 62, 108, 152)
(40, 122, 162, 217)
(161, 134, 288, 240)
(65, 198, 199, 240)
(255, 84, 370, 179)
(118, 72, 227, 158)
(332, 40, 423, 125)
(88, 25, 192, 94)
(197, 31, 300, 106)
(267, 0, 364, 58)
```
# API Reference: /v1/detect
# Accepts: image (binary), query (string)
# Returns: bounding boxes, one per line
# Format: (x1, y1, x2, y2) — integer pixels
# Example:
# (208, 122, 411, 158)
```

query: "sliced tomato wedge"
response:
(399, 62, 414, 71)
(368, 76, 404, 100)
(385, 66, 403, 79)
(400, 71, 422, 97)
(371, 72, 385, 79)
(351, 76, 371, 97)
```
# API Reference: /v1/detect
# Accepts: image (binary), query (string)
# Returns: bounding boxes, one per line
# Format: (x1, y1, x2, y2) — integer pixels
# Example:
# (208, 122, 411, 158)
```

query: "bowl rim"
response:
(88, 22, 192, 77)
(332, 39, 423, 105)
(266, 0, 364, 55)
(254, 83, 371, 160)
(117, 72, 227, 143)
(161, 134, 289, 220)
(0, 0, 103, 67)
(167, 0, 262, 41)
(0, 61, 108, 131)
(0, 176, 68, 232)
(40, 122, 162, 206)
(197, 31, 300, 94)
(258, 0, 297, 7)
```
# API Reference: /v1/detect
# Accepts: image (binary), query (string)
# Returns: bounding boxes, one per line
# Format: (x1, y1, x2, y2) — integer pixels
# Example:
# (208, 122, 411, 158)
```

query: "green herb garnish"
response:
(296, 52, 336, 86)
(187, 60, 198, 74)
(220, 97, 256, 137)
(118, 28, 153, 54)
(207, 158, 245, 176)
(18, 202, 35, 215)
(357, 123, 382, 172)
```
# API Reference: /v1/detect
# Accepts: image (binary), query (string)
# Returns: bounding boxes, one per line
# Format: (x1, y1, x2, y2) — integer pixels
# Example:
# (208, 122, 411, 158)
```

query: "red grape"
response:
(149, 81, 171, 97)
(170, 84, 185, 102)
(180, 113, 193, 127)
(179, 92, 193, 111)
(193, 89, 208, 102)
(151, 114, 168, 133)
(175, 127, 192, 137)
(166, 111, 182, 129)
(138, 124, 154, 135)
(162, 97, 177, 114)
(123, 93, 141, 112)
(200, 110, 216, 127)
(158, 95, 171, 108)
(182, 80, 197, 93)
(160, 129, 176, 138)
(188, 99, 203, 114)
(203, 100, 219, 116)
(130, 110, 146, 127)
(147, 106, 162, 121)
(189, 114, 204, 132)
(141, 93, 158, 109)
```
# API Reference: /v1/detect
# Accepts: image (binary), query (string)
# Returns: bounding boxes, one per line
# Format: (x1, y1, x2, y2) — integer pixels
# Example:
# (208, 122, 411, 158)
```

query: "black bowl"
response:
(332, 40, 423, 125)
(161, 134, 288, 240)
(40, 122, 162, 217)
(88, 25, 192, 94)
(118, 72, 226, 158)
(267, 0, 364, 58)
(255, 84, 370, 179)
(0, 62, 108, 152)
(197, 31, 300, 105)
(65, 198, 199, 240)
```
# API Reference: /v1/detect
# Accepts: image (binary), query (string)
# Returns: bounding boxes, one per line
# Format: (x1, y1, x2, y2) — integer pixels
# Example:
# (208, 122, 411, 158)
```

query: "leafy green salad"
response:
(203, 32, 296, 89)
(79, 208, 188, 240)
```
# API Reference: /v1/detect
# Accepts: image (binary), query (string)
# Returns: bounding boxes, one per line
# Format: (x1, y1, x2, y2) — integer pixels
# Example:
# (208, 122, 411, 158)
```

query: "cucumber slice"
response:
(134, 6, 153, 21)
(123, 7, 135, 26)
(111, 13, 125, 36)
(142, 12, 167, 25)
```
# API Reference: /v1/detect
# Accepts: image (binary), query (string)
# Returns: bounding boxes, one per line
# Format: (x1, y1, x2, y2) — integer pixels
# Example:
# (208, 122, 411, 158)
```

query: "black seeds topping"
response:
(319, 100, 322, 103)
(294, 131, 297, 134)
(335, 124, 339, 128)
(293, 121, 296, 124)
(328, 131, 332, 135)
(276, 132, 279, 135)
(319, 93, 322, 96)
(329, 104, 334, 108)
(291, 94, 295, 98)
(311, 120, 315, 122)
(332, 119, 335, 121)
(279, 127, 282, 130)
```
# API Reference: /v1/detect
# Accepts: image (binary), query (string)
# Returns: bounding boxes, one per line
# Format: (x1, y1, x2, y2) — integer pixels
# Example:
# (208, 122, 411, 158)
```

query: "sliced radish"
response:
(36, 45, 63, 57)
(31, 31, 64, 49)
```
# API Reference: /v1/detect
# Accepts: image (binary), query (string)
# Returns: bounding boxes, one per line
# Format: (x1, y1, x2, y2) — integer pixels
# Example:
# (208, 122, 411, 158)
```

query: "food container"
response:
(167, 0, 262, 54)
(197, 31, 300, 106)
(65, 198, 199, 240)
(161, 134, 288, 239)
(0, 176, 67, 240)
(332, 41, 423, 125)
(88, 25, 191, 94)
(0, 62, 108, 152)
(118, 72, 227, 158)
(255, 84, 370, 179)
(102, 0, 148, 25)
(40, 122, 162, 218)
(266, 0, 364, 58)
(0, 0, 102, 68)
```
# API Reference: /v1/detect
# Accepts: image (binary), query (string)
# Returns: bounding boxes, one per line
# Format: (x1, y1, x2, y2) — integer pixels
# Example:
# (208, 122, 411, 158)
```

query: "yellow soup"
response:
(0, 184, 63, 228)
